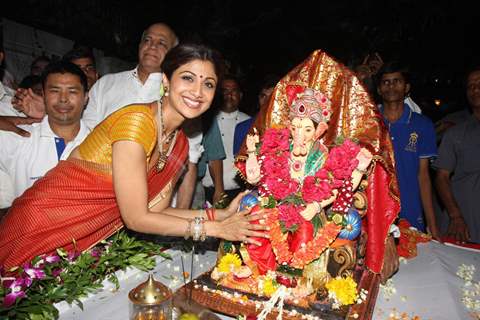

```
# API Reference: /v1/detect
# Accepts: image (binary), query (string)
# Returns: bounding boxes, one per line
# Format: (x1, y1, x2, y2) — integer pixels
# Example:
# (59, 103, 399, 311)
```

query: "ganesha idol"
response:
(210, 86, 373, 304)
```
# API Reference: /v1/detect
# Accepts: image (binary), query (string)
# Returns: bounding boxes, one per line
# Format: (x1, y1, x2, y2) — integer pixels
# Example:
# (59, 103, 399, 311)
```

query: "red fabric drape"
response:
(364, 162, 400, 272)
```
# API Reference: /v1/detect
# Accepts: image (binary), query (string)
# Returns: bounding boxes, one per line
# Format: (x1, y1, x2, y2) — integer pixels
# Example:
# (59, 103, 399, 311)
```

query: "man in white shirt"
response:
(3, 46, 100, 132)
(201, 76, 250, 203)
(82, 23, 178, 129)
(0, 61, 90, 210)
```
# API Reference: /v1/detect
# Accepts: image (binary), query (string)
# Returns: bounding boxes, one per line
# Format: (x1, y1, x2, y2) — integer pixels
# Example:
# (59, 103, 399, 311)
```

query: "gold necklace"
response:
(156, 100, 178, 172)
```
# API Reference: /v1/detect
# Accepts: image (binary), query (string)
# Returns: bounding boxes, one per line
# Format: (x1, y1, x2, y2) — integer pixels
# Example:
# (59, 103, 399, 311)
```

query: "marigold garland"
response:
(290, 222, 342, 268)
(267, 208, 341, 268)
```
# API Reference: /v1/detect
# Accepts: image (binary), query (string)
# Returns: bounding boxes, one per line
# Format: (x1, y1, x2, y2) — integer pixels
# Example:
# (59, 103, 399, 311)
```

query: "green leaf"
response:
(276, 264, 303, 277)
(281, 194, 304, 206)
(1, 230, 167, 318)
(262, 195, 277, 208)
(279, 221, 298, 233)
(222, 241, 234, 253)
(311, 214, 323, 237)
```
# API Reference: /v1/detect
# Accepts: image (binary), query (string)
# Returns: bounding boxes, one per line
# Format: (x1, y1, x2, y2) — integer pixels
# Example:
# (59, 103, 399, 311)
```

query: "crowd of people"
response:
(0, 22, 478, 282)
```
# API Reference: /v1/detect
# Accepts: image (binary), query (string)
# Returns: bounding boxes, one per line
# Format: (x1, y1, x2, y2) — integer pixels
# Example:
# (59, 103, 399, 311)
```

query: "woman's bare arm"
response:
(112, 141, 267, 244)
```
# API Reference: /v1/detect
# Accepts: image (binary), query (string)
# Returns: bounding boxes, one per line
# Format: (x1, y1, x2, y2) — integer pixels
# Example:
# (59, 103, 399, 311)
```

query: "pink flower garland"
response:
(258, 128, 360, 206)
(300, 140, 360, 203)
(258, 128, 298, 200)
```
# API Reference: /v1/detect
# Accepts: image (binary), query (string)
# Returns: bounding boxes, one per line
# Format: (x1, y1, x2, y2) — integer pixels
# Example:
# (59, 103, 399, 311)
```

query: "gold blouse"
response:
(78, 104, 157, 164)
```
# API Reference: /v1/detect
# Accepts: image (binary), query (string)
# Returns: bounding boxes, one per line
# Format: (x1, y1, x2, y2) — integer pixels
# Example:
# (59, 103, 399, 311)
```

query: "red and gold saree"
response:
(0, 105, 188, 270)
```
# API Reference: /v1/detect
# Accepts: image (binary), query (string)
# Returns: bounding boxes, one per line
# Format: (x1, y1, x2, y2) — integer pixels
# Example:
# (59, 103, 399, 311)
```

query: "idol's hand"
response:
(246, 128, 259, 153)
(246, 156, 261, 184)
(356, 148, 373, 172)
(300, 202, 320, 221)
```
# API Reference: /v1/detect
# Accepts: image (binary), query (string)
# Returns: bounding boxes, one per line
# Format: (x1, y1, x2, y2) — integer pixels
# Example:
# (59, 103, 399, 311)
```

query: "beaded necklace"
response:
(156, 100, 178, 172)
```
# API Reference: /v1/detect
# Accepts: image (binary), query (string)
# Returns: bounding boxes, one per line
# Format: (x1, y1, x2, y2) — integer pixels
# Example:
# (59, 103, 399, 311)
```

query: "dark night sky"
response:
(5, 0, 479, 118)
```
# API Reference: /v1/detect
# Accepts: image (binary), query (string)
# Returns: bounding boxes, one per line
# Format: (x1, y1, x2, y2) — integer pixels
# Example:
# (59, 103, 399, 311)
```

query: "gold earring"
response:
(164, 88, 169, 96)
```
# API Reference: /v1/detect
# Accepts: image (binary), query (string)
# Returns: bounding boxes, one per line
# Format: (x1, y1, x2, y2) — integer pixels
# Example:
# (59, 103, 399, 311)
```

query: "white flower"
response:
(458, 264, 480, 312)
(380, 279, 397, 301)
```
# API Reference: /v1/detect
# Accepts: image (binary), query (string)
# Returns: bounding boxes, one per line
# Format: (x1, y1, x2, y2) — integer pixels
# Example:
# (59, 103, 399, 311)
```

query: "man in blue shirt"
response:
(377, 62, 440, 238)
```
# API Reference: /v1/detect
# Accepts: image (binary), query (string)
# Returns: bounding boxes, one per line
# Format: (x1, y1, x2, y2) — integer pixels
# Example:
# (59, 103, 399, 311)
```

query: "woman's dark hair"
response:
(161, 43, 225, 85)
(41, 60, 88, 92)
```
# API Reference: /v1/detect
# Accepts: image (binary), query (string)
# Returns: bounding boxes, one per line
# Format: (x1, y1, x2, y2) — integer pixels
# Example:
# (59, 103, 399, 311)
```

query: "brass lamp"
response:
(129, 274, 173, 320)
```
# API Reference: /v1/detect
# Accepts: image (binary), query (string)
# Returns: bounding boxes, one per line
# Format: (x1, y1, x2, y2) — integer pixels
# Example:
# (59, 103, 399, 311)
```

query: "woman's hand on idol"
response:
(218, 208, 268, 246)
(214, 191, 250, 221)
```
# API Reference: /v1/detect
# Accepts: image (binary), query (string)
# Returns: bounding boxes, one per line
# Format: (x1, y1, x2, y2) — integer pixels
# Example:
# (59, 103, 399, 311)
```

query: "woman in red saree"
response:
(0, 43, 267, 270)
